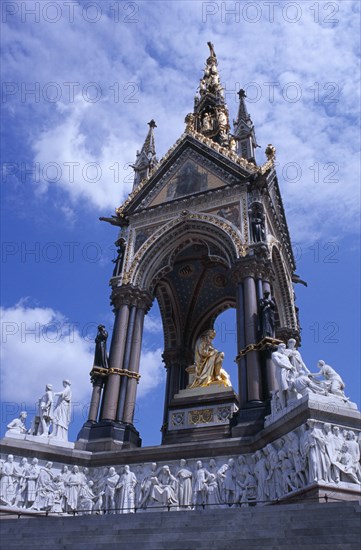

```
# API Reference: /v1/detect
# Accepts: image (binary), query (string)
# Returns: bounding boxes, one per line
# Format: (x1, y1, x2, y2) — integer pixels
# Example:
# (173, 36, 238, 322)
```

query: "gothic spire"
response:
(188, 43, 235, 150)
(132, 120, 158, 189)
(233, 89, 258, 162)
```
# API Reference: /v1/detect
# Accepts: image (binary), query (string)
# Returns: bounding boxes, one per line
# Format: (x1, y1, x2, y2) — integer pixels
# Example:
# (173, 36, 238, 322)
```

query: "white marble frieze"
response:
(1, 420, 360, 515)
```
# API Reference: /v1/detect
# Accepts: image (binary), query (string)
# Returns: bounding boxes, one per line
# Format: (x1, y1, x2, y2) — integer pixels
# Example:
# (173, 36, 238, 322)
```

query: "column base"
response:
(75, 420, 141, 452)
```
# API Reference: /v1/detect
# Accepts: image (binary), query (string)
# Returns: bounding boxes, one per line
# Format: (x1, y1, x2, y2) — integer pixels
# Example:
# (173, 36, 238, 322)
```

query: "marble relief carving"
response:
(1, 421, 360, 514)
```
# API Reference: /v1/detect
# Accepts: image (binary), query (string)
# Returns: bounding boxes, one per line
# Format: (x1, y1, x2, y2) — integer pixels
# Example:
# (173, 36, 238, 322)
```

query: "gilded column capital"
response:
(111, 284, 153, 312)
(231, 257, 273, 283)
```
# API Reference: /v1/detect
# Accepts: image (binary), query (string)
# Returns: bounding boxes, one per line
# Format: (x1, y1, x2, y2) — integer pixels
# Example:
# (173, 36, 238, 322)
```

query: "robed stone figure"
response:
(94, 325, 109, 369)
(259, 291, 276, 338)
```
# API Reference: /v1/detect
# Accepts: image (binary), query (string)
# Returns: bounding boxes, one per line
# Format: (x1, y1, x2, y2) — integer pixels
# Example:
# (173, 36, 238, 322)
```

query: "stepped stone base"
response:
(1, 501, 360, 550)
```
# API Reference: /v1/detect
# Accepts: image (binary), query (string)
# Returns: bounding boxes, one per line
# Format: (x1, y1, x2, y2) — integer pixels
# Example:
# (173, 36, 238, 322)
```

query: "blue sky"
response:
(1, 0, 360, 446)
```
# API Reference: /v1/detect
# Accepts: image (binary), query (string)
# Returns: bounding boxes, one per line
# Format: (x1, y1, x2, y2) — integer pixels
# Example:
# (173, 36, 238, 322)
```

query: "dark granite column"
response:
(236, 282, 247, 406)
(243, 275, 263, 403)
(122, 307, 146, 424)
(87, 376, 104, 422)
(100, 303, 130, 421)
(116, 304, 137, 422)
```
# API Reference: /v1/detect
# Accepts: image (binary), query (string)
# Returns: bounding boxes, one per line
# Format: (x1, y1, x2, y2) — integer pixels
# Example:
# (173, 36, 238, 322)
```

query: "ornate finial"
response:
(148, 119, 157, 129)
(207, 41, 216, 58)
(238, 89, 246, 99)
(265, 143, 276, 161)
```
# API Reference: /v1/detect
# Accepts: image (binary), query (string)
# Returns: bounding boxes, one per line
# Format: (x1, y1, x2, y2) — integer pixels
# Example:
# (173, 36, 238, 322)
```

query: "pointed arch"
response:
(127, 213, 245, 291)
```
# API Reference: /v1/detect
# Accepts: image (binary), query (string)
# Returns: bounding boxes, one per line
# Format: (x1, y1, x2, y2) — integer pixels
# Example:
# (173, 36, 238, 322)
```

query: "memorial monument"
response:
(1, 43, 360, 515)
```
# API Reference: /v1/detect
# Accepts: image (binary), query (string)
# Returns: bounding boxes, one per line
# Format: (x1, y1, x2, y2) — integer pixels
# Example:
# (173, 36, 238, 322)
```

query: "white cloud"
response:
(0, 300, 94, 406)
(138, 348, 165, 398)
(0, 301, 165, 410)
(2, 0, 360, 237)
(144, 314, 163, 334)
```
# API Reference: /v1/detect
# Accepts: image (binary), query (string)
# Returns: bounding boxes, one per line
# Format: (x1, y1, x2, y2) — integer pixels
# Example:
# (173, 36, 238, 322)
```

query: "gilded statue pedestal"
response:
(163, 385, 239, 445)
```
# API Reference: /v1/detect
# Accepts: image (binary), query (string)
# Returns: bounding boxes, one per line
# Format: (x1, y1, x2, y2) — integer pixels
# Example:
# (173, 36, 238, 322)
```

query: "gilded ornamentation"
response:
(236, 337, 283, 360)
(187, 329, 231, 389)
(188, 409, 213, 425)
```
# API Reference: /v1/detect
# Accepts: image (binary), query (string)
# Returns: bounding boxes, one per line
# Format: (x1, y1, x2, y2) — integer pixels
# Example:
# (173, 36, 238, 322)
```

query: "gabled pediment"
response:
(121, 134, 254, 215)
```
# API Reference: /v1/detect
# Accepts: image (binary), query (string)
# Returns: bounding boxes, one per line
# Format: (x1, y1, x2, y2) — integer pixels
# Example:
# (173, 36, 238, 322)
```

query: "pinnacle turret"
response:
(132, 120, 158, 189)
(233, 89, 258, 162)
(186, 43, 236, 151)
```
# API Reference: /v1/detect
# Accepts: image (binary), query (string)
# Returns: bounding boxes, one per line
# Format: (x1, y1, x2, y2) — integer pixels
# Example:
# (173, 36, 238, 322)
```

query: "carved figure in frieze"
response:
(51, 379, 72, 442)
(278, 450, 297, 494)
(271, 343, 293, 408)
(149, 465, 178, 508)
(104, 467, 120, 514)
(6, 411, 28, 436)
(286, 431, 306, 488)
(138, 462, 158, 509)
(237, 471, 257, 507)
(176, 459, 193, 509)
(188, 329, 231, 389)
(14, 457, 29, 508)
(59, 465, 70, 511)
(66, 465, 82, 512)
(31, 462, 56, 511)
(117, 465, 137, 514)
(345, 431, 361, 482)
(93, 325, 109, 369)
(218, 458, 236, 505)
(264, 444, 282, 500)
(78, 480, 96, 515)
(25, 457, 40, 508)
(338, 443, 359, 484)
(253, 450, 269, 505)
(259, 291, 276, 338)
(206, 470, 222, 509)
(301, 421, 330, 483)
(193, 460, 211, 507)
(0, 454, 15, 506)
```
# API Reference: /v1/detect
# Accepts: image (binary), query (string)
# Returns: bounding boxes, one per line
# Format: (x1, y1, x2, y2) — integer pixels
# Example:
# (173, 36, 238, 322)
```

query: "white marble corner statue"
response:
(5, 412, 28, 437)
(269, 341, 356, 420)
(4, 380, 73, 446)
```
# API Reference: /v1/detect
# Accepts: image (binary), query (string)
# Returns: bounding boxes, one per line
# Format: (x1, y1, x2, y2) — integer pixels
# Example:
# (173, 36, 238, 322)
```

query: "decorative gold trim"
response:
(188, 408, 214, 425)
(236, 337, 283, 360)
(109, 368, 141, 381)
(89, 367, 108, 378)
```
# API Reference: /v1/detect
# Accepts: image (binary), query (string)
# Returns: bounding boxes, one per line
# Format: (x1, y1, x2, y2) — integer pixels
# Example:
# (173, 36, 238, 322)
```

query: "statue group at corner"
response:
(5, 379, 72, 443)
(270, 339, 354, 414)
